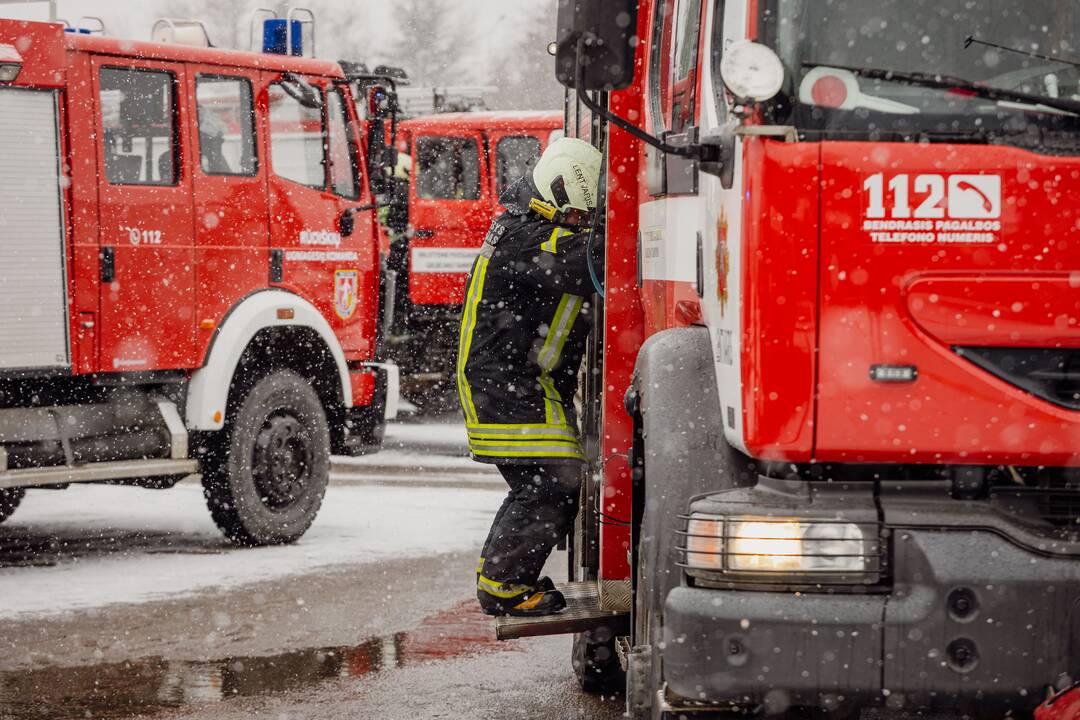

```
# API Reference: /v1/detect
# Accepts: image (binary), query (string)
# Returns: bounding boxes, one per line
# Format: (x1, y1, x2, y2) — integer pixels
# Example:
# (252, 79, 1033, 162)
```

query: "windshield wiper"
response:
(802, 62, 1080, 117)
(965, 35, 1080, 72)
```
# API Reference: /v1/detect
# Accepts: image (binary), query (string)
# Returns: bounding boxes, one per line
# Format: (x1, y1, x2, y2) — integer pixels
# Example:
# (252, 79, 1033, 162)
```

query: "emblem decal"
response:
(334, 269, 359, 320)
(715, 206, 730, 316)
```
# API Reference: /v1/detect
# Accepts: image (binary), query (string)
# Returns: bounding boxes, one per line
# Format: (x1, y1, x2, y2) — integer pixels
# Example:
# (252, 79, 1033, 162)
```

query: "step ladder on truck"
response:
(0, 5, 399, 545)
(499, 1, 1080, 718)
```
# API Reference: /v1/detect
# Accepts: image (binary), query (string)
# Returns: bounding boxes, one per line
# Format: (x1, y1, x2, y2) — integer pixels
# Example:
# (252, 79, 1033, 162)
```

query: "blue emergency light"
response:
(262, 19, 303, 56)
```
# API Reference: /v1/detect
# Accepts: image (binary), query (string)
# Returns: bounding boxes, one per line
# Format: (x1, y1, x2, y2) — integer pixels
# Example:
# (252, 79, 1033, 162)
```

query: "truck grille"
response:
(956, 347, 1080, 410)
(1039, 488, 1080, 529)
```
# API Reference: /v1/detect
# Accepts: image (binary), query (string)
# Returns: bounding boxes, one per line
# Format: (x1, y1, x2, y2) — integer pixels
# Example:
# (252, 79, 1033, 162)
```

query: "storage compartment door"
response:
(0, 88, 69, 370)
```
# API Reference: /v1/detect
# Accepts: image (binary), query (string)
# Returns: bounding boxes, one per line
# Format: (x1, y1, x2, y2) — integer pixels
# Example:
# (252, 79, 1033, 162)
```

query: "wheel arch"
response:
(627, 326, 742, 624)
(185, 290, 352, 432)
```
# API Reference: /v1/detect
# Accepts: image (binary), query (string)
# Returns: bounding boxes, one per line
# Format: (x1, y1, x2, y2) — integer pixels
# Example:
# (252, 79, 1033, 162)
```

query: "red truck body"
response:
(550, 0, 1080, 715)
(385, 111, 561, 403)
(0, 19, 393, 543)
(400, 111, 562, 306)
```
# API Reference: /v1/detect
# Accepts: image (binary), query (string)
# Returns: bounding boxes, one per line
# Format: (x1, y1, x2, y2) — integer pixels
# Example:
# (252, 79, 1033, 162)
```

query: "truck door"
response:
(408, 130, 490, 305)
(264, 73, 376, 355)
(187, 66, 268, 358)
(638, 0, 709, 331)
(92, 58, 197, 371)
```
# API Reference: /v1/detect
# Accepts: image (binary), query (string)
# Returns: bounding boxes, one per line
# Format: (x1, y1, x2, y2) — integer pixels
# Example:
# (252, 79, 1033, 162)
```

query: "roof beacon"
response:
(252, 6, 315, 57)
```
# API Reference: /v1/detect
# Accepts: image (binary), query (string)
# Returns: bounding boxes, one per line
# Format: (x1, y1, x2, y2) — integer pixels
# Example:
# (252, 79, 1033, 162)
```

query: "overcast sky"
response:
(0, 0, 542, 68)
(0, 0, 561, 108)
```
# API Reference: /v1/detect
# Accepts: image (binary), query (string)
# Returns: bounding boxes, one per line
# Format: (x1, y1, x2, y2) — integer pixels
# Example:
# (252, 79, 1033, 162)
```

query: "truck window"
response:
(648, 0, 676, 132)
(495, 135, 542, 196)
(268, 83, 326, 189)
(671, 0, 703, 132)
(416, 136, 480, 200)
(99, 67, 177, 186)
(195, 75, 256, 177)
(327, 87, 360, 199)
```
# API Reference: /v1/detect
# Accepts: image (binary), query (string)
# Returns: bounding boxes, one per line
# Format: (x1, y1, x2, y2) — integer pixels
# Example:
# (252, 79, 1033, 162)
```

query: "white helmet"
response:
(532, 137, 602, 213)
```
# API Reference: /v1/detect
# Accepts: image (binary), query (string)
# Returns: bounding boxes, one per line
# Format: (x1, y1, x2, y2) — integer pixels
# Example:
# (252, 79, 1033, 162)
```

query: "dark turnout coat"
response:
(455, 179, 598, 464)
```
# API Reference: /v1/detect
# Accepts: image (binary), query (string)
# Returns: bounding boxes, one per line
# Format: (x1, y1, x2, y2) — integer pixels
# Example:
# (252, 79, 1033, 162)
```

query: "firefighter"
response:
(456, 137, 603, 617)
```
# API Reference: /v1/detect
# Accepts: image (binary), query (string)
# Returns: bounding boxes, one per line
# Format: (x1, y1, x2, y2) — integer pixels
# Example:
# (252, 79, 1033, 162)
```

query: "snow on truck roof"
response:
(0, 18, 344, 78)
(400, 111, 562, 132)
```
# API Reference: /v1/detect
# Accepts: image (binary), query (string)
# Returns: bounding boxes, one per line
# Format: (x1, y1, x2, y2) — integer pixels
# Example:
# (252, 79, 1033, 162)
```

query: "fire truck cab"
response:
(388, 111, 562, 404)
(0, 17, 396, 545)
(493, 1, 1080, 717)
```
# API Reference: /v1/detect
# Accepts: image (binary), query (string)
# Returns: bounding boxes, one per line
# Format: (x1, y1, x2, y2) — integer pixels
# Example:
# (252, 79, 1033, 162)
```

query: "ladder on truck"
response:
(493, 581, 628, 641)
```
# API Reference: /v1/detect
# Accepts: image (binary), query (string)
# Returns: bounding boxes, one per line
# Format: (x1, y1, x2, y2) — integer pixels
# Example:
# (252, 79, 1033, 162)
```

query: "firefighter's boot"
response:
(477, 576, 567, 617)
(476, 559, 555, 595)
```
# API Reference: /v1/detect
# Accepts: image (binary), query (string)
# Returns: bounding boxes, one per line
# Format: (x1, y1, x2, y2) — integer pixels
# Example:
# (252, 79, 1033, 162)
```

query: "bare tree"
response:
(488, 0, 563, 111)
(388, 0, 469, 86)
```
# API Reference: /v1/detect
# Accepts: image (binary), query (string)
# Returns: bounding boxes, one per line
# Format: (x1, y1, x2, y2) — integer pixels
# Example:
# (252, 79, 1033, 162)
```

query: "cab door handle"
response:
(100, 246, 115, 283)
(413, 229, 435, 238)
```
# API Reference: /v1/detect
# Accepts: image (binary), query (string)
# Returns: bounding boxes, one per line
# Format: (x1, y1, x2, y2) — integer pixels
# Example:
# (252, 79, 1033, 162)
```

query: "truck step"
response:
(0, 458, 199, 490)
(494, 581, 630, 641)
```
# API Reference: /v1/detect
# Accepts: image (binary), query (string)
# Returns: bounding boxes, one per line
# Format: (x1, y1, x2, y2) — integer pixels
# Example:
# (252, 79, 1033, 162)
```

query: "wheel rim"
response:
(251, 412, 314, 511)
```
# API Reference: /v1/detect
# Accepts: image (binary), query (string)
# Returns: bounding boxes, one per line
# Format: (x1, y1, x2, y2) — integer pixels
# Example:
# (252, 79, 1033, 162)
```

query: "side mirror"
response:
(719, 40, 785, 104)
(339, 207, 356, 237)
(554, 0, 637, 91)
(365, 84, 396, 196)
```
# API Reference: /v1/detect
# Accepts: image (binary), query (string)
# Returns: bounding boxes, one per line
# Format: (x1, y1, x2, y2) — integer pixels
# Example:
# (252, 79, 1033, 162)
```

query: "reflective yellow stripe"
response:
(469, 438, 583, 449)
(538, 293, 583, 370)
(535, 292, 583, 424)
(478, 574, 531, 599)
(466, 422, 579, 432)
(476, 557, 484, 574)
(456, 255, 489, 425)
(540, 227, 572, 254)
(472, 446, 586, 460)
(468, 433, 578, 444)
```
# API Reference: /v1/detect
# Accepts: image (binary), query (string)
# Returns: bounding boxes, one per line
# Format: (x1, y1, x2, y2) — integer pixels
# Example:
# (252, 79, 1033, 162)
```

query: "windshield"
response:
(767, 0, 1080, 142)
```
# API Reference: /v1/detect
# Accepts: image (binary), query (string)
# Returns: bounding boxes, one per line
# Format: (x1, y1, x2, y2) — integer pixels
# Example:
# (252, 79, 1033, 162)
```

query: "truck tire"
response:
(0, 488, 24, 524)
(572, 626, 624, 693)
(626, 327, 759, 720)
(202, 369, 330, 546)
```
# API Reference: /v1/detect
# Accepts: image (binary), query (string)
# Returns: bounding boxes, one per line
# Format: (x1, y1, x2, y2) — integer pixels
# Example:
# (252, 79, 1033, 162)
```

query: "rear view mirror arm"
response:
(573, 35, 720, 163)
(338, 202, 390, 237)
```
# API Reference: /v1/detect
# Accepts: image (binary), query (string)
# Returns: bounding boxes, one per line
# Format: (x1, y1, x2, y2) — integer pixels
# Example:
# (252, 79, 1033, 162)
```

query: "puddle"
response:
(0, 601, 512, 719)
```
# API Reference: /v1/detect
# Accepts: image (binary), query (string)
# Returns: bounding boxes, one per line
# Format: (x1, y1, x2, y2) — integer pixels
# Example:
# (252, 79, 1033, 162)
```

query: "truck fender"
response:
(630, 326, 756, 640)
(185, 289, 352, 432)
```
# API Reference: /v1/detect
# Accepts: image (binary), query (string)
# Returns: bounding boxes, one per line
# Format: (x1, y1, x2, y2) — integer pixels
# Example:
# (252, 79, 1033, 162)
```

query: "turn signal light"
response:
(0, 63, 20, 83)
(0, 44, 22, 84)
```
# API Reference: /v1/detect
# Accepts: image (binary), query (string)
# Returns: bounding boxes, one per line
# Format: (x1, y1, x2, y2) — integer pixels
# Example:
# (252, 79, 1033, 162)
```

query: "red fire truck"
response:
(493, 1, 1080, 717)
(0, 17, 396, 545)
(388, 112, 562, 405)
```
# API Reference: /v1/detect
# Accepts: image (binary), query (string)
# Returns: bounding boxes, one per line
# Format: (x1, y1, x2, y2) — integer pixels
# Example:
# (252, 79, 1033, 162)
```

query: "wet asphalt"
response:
(0, 417, 625, 720)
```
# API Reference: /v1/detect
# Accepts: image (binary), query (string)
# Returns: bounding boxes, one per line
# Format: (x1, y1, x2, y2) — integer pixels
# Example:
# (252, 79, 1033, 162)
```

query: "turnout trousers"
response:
(476, 463, 581, 603)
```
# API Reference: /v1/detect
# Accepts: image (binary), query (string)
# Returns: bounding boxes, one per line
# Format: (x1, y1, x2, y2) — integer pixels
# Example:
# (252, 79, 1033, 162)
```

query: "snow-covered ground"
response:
(0, 418, 504, 619)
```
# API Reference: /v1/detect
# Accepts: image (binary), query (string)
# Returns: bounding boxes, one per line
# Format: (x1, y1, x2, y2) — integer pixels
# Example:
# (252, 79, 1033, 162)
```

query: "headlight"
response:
(685, 515, 724, 570)
(683, 513, 881, 584)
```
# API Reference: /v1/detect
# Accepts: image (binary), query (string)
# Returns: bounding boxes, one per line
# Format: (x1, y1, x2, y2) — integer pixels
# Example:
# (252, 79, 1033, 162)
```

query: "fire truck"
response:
(0, 12, 397, 545)
(389, 112, 562, 406)
(492, 1, 1080, 717)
